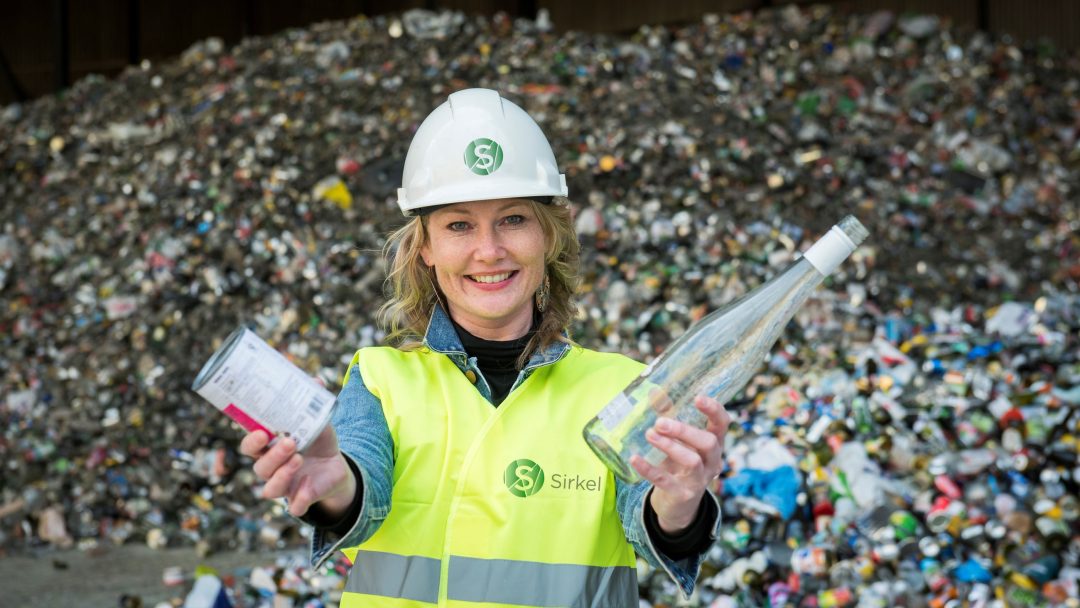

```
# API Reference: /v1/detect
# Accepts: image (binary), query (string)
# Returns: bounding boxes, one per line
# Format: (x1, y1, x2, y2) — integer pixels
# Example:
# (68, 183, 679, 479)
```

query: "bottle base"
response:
(582, 433, 641, 484)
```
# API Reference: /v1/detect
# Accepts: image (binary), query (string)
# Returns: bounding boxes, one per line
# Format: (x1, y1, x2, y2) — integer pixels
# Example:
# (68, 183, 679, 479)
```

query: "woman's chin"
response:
(452, 299, 534, 328)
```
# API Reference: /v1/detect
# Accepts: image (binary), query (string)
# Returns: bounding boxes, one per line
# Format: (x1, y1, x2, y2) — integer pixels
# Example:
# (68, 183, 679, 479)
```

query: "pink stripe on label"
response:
(223, 404, 273, 436)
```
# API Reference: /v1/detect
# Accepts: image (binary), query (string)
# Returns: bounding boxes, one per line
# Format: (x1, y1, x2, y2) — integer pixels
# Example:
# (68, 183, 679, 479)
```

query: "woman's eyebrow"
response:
(440, 208, 474, 218)
(441, 201, 528, 217)
(495, 200, 530, 213)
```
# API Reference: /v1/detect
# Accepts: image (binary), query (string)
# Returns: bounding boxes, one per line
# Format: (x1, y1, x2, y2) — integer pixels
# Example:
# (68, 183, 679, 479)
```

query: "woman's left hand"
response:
(630, 394, 731, 533)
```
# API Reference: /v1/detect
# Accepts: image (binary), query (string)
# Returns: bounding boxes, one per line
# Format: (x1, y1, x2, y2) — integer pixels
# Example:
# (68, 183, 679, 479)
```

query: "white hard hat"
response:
(396, 88, 568, 216)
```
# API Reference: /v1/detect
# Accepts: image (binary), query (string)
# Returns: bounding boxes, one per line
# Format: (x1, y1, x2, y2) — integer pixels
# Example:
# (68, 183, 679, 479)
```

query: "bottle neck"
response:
(751, 257, 827, 310)
(803, 225, 857, 275)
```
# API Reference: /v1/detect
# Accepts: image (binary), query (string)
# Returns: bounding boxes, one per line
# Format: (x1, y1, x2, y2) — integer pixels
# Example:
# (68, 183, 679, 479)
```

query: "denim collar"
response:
(422, 305, 571, 373)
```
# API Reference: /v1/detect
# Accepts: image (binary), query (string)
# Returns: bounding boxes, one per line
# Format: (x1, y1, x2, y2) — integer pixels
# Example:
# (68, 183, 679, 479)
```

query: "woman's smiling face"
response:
(421, 198, 548, 341)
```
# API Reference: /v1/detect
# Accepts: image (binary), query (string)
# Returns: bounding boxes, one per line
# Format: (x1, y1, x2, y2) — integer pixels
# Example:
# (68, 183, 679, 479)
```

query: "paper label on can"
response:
(223, 404, 273, 436)
(194, 328, 334, 450)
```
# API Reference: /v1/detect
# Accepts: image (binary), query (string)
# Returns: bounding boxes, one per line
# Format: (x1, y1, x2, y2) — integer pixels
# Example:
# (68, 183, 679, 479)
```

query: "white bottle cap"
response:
(802, 225, 857, 275)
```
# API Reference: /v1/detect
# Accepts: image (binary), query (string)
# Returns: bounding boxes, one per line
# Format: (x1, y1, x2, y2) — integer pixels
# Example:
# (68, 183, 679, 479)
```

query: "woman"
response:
(239, 88, 731, 607)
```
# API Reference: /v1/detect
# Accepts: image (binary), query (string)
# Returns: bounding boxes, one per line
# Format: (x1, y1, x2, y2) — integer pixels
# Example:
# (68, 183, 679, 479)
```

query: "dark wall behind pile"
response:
(1, 0, 1077, 105)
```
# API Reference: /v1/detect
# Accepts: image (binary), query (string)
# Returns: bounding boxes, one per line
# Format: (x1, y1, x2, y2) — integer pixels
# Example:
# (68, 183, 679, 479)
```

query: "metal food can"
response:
(191, 326, 335, 452)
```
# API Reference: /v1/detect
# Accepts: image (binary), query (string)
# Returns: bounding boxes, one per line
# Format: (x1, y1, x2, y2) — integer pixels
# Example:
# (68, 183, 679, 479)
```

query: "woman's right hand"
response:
(239, 424, 356, 518)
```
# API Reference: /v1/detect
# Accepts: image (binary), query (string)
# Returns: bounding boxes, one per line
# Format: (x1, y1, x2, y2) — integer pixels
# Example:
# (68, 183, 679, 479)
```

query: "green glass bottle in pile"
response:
(583, 215, 870, 482)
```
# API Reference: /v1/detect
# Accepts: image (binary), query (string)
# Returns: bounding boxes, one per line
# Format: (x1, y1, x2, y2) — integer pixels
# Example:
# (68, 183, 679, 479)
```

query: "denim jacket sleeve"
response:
(616, 477, 722, 599)
(308, 362, 395, 569)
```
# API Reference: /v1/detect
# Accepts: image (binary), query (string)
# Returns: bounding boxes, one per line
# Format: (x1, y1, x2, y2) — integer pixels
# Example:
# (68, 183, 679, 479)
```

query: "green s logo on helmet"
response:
(464, 138, 504, 175)
(504, 459, 544, 497)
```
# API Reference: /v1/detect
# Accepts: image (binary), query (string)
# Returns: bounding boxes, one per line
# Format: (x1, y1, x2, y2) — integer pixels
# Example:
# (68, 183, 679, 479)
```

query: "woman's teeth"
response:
(470, 272, 513, 284)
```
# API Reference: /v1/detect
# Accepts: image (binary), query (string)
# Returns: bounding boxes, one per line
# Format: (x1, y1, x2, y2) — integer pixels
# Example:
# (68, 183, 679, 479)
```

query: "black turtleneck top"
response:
(449, 315, 535, 406)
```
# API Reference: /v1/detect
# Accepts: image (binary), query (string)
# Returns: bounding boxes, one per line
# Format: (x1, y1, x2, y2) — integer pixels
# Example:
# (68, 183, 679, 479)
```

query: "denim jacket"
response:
(307, 306, 719, 597)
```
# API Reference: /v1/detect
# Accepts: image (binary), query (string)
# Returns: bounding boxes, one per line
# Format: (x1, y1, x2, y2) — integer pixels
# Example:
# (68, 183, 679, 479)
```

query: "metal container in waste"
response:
(192, 326, 335, 452)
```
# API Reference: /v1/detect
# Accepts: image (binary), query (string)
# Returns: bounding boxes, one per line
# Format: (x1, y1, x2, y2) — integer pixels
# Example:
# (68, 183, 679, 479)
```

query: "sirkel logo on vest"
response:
(503, 459, 601, 498)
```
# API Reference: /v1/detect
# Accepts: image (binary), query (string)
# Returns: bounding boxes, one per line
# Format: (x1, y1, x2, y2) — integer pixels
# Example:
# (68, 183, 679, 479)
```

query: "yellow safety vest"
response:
(338, 344, 645, 607)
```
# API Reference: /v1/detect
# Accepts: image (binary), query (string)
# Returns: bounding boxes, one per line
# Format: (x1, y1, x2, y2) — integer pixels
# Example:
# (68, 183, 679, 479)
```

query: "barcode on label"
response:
(305, 395, 324, 418)
(598, 393, 633, 432)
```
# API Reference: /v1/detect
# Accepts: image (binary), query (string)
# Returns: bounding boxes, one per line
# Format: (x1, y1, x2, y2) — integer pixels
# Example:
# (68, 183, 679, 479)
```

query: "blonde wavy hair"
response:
(376, 199, 580, 369)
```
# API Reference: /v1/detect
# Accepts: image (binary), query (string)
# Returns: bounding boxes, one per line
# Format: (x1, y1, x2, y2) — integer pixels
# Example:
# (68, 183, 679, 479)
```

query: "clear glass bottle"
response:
(583, 216, 869, 482)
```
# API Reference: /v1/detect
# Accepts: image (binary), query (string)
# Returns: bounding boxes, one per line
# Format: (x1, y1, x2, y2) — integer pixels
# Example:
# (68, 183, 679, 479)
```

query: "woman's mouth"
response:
(468, 271, 516, 284)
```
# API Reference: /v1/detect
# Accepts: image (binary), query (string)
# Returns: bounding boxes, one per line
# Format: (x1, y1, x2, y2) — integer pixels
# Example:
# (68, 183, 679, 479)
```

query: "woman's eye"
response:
(448, 221, 470, 232)
(503, 214, 526, 226)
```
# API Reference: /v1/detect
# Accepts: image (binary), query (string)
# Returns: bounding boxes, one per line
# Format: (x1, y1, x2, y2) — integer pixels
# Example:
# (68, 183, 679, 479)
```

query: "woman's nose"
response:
(473, 227, 506, 261)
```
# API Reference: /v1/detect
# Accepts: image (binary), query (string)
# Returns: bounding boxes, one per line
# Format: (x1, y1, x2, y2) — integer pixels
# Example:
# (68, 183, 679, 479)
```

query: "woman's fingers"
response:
(252, 437, 297, 481)
(261, 453, 303, 499)
(630, 455, 674, 490)
(636, 396, 730, 535)
(651, 414, 724, 473)
(288, 476, 318, 517)
(652, 417, 719, 456)
(696, 395, 731, 437)
(630, 456, 698, 504)
(646, 428, 704, 471)
(239, 430, 272, 458)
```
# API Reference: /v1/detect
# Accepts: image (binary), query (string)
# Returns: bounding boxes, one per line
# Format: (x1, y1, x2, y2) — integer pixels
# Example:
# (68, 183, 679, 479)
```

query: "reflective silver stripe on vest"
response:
(447, 556, 637, 607)
(345, 550, 440, 604)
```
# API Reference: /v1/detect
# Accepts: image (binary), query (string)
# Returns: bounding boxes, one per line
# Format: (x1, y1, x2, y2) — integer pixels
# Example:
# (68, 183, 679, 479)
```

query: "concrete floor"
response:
(0, 544, 300, 607)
